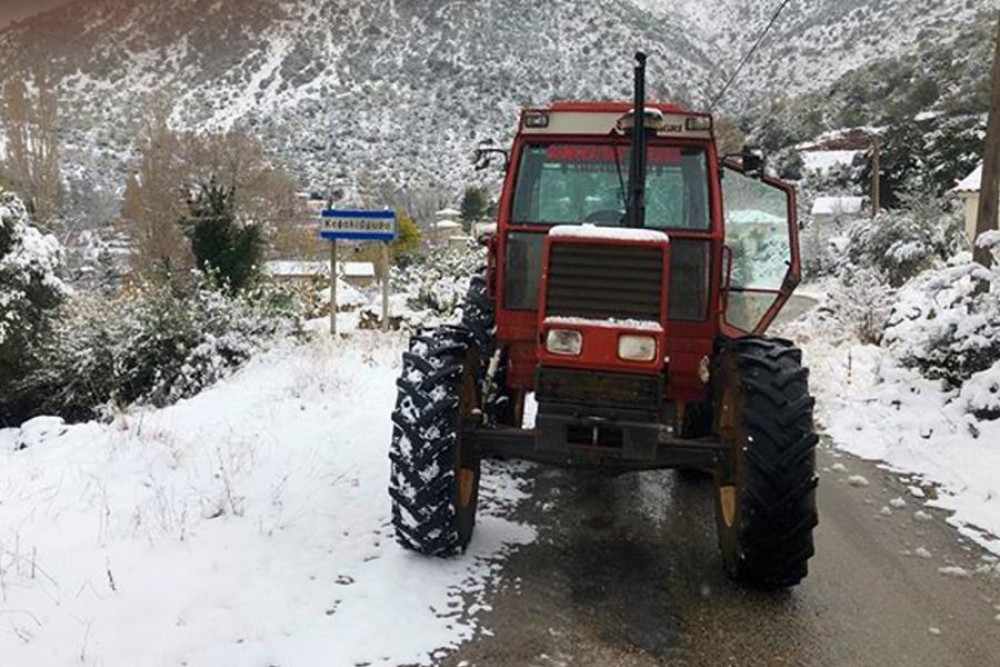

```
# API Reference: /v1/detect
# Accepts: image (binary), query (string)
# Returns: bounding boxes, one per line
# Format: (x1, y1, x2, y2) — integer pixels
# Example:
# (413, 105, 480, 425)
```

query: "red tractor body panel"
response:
(536, 231, 670, 376)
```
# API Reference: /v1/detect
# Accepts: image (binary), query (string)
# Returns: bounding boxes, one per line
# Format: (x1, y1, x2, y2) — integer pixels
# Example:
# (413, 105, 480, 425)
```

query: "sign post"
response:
(320, 209, 397, 335)
(380, 241, 391, 332)
(329, 239, 338, 335)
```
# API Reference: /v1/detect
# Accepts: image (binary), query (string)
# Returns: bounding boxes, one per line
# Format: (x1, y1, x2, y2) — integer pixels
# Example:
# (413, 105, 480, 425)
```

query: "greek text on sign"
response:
(320, 210, 397, 242)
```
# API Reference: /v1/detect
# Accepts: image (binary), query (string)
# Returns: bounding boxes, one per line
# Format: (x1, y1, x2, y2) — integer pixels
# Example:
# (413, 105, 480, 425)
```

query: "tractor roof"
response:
(518, 102, 713, 140)
(547, 101, 688, 114)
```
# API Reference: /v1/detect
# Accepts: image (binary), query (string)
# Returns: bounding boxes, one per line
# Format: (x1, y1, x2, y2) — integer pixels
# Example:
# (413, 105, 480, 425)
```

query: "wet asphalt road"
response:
(445, 448, 1000, 666)
(441, 296, 1000, 666)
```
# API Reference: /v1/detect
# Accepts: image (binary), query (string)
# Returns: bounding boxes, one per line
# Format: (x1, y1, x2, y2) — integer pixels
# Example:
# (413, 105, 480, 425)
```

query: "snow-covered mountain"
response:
(0, 0, 993, 201)
(641, 0, 990, 106)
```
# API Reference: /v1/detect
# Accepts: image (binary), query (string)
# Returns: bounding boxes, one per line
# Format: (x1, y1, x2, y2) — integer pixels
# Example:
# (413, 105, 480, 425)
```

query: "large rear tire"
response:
(713, 337, 819, 588)
(389, 327, 481, 556)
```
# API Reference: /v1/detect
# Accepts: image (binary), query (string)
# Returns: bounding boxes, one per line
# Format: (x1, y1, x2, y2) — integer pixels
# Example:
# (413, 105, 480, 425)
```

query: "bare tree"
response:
(1, 63, 62, 230)
(123, 96, 306, 281)
(123, 98, 192, 282)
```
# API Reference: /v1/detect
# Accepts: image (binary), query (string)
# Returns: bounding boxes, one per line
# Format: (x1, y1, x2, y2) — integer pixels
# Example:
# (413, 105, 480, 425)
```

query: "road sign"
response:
(320, 209, 397, 242)
(319, 209, 397, 336)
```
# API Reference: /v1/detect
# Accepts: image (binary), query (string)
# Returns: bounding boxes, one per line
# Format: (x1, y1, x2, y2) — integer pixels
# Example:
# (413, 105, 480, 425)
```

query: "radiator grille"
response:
(536, 367, 663, 413)
(545, 243, 664, 320)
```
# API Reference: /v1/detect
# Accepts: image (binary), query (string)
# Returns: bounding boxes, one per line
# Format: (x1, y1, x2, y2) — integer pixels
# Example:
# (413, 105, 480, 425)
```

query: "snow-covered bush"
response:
(824, 267, 895, 345)
(959, 362, 1000, 421)
(883, 262, 1000, 388)
(363, 243, 485, 330)
(801, 223, 849, 280)
(0, 190, 65, 345)
(846, 201, 964, 287)
(12, 280, 301, 422)
(0, 189, 66, 424)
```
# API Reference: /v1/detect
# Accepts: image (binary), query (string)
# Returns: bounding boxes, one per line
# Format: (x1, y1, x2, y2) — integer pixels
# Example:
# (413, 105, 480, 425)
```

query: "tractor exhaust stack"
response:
(626, 51, 648, 229)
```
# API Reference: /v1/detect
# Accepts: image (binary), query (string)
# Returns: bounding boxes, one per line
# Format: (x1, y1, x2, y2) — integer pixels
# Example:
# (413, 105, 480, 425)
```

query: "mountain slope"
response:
(0, 0, 717, 197)
(0, 0, 993, 203)
(641, 0, 989, 110)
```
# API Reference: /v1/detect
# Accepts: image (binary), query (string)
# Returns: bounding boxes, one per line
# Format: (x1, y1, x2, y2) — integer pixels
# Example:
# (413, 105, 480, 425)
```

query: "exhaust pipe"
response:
(626, 51, 647, 229)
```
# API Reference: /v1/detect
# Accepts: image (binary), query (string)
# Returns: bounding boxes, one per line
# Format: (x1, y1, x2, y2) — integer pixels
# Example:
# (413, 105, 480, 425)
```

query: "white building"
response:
(811, 196, 866, 226)
(435, 207, 461, 219)
(954, 164, 997, 247)
(265, 260, 376, 288)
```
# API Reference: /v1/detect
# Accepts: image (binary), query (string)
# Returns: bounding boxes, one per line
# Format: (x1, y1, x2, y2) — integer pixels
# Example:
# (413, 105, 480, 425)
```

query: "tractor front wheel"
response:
(713, 337, 819, 588)
(389, 327, 481, 556)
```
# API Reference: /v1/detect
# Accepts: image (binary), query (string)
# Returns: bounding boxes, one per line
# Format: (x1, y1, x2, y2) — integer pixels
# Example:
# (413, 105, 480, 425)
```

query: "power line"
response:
(708, 0, 793, 111)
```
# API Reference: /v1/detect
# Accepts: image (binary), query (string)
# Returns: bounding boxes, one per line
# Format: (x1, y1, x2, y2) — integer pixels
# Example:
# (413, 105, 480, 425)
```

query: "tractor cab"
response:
(489, 100, 801, 402)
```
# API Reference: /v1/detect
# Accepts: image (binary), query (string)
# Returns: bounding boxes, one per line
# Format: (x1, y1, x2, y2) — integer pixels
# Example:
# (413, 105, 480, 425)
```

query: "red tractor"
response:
(389, 53, 818, 588)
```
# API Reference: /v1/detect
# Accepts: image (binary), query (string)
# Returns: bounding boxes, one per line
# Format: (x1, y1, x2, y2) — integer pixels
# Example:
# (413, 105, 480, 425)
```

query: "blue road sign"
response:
(320, 209, 397, 242)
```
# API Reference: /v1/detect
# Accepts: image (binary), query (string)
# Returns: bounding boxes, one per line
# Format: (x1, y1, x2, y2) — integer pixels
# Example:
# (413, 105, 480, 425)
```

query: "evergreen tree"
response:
(391, 210, 421, 264)
(0, 188, 64, 424)
(857, 123, 926, 210)
(925, 116, 987, 197)
(179, 180, 263, 293)
(459, 186, 489, 232)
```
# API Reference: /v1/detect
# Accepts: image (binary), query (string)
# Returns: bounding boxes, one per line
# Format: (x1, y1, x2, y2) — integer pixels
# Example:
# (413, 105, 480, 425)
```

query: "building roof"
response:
(265, 261, 330, 277)
(340, 261, 375, 278)
(955, 164, 982, 194)
(265, 260, 375, 278)
(436, 208, 461, 218)
(801, 150, 861, 173)
(812, 196, 866, 216)
(434, 220, 462, 230)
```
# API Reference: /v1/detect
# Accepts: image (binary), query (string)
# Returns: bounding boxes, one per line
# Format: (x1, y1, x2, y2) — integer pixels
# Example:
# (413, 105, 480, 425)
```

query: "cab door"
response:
(720, 163, 801, 334)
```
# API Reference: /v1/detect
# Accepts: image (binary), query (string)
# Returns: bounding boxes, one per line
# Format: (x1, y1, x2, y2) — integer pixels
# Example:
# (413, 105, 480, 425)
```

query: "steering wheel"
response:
(584, 209, 624, 224)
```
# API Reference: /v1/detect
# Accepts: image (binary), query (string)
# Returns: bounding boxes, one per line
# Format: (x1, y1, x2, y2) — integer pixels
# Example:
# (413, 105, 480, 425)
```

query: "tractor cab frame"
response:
(472, 100, 802, 469)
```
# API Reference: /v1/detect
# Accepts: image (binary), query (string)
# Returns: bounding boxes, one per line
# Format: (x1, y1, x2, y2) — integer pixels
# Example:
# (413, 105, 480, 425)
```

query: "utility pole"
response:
(870, 136, 881, 218)
(974, 11, 1000, 268)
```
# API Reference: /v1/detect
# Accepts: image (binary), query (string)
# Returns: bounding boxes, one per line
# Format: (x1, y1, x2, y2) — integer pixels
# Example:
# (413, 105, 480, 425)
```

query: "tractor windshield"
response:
(511, 143, 710, 230)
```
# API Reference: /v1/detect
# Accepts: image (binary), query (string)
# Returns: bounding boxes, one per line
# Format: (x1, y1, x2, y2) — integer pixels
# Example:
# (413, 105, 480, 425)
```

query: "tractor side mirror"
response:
(474, 139, 510, 172)
(740, 146, 766, 179)
(722, 146, 767, 180)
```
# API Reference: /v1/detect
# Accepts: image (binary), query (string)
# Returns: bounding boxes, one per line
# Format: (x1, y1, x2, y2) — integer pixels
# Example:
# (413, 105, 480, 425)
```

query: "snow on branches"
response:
(0, 188, 65, 346)
(883, 260, 1000, 389)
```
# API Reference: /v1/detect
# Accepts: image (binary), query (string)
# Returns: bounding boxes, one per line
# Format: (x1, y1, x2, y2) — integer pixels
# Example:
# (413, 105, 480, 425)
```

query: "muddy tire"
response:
(713, 337, 819, 588)
(462, 271, 515, 426)
(389, 327, 481, 556)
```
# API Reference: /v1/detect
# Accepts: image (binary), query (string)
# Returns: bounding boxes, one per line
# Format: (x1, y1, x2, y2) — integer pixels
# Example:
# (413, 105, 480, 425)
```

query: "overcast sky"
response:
(0, 0, 73, 28)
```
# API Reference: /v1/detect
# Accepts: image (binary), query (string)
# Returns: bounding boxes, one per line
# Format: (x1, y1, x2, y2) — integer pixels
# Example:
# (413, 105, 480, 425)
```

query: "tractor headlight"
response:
(618, 335, 657, 362)
(545, 329, 582, 356)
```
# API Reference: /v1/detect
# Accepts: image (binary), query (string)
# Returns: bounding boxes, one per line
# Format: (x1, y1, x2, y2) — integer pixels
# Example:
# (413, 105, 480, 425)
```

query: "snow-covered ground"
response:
(0, 332, 535, 666)
(782, 299, 1000, 557)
